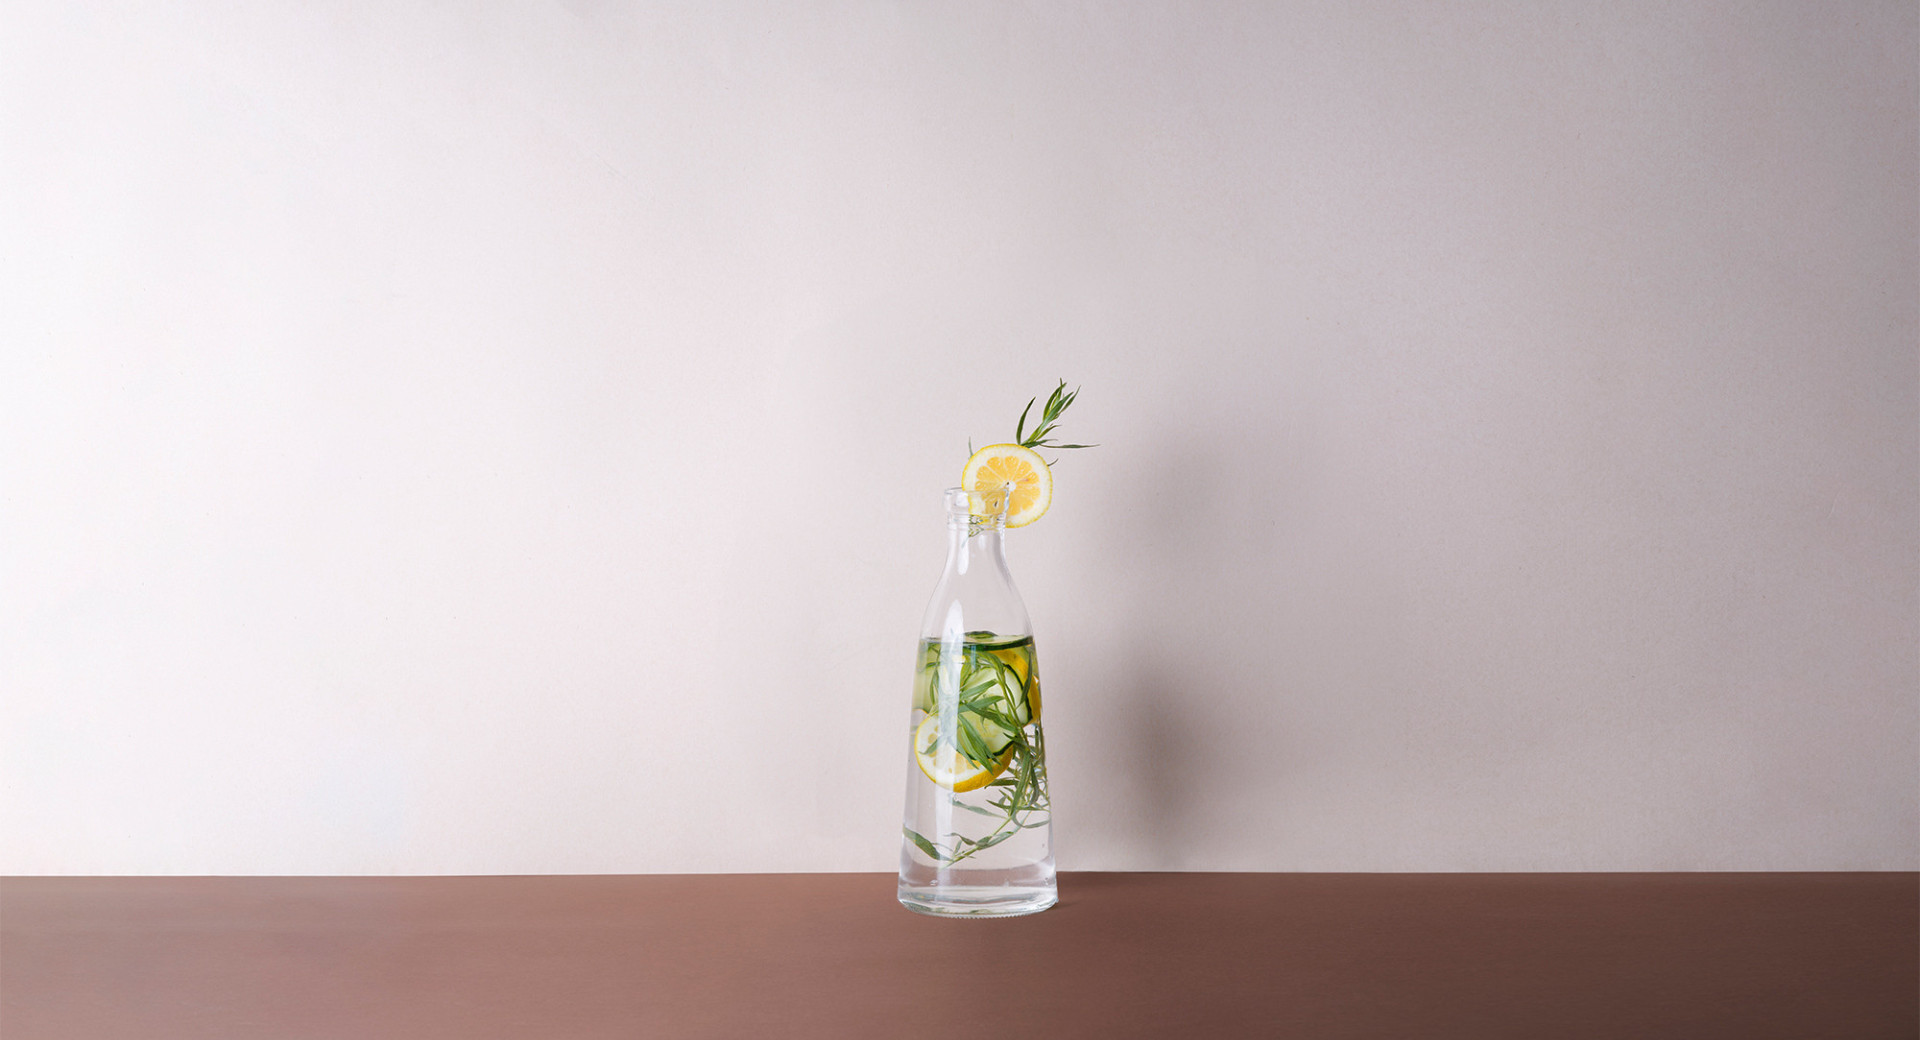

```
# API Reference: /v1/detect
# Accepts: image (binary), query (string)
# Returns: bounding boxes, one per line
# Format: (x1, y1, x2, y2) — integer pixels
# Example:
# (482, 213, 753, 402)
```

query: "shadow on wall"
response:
(1093, 423, 1304, 868)
(1112, 659, 1217, 868)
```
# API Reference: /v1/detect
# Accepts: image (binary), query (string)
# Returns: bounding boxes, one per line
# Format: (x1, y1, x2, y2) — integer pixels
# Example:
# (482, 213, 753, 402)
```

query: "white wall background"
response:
(3, 1, 1914, 875)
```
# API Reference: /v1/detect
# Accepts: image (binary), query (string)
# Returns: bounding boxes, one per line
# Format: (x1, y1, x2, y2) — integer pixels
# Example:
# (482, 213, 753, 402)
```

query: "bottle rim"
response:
(945, 484, 1014, 528)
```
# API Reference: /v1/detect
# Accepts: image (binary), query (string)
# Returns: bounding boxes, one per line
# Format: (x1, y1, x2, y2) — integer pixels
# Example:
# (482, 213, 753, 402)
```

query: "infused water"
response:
(898, 632, 1055, 917)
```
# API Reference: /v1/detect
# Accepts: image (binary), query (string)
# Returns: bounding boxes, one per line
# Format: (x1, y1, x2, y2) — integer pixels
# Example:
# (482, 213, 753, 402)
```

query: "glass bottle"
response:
(898, 485, 1056, 917)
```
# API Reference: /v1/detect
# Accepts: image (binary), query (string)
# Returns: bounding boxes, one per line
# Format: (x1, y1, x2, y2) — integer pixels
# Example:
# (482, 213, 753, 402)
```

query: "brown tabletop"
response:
(3, 872, 1914, 1039)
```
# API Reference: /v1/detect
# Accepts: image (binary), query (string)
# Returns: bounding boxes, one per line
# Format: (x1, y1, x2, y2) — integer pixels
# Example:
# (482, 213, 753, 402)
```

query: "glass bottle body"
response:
(898, 488, 1056, 917)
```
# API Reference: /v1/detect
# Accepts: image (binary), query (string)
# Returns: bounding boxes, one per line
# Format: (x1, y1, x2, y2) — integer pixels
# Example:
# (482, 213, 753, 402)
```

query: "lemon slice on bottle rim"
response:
(961, 444, 1052, 528)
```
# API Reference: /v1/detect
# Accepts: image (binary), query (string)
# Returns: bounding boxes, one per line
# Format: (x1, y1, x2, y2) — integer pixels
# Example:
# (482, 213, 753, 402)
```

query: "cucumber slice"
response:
(912, 635, 1039, 725)
(960, 709, 1016, 756)
(910, 643, 948, 713)
(911, 660, 936, 713)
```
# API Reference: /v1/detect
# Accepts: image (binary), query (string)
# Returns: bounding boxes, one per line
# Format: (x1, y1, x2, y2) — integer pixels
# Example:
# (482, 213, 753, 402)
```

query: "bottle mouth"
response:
(946, 484, 1014, 528)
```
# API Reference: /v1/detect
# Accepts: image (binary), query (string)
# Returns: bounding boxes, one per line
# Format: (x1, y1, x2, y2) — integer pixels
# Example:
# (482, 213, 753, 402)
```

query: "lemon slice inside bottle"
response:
(913, 714, 1015, 792)
(961, 444, 1052, 528)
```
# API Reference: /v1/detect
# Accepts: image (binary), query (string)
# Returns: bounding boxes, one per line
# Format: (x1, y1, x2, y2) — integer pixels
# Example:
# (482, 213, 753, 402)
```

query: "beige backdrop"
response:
(3, 1, 1915, 874)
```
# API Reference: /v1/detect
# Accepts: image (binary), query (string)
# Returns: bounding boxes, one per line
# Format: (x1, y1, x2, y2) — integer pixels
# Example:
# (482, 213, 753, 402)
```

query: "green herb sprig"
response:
(904, 638, 1051, 866)
(1014, 379, 1098, 463)
(970, 379, 1097, 462)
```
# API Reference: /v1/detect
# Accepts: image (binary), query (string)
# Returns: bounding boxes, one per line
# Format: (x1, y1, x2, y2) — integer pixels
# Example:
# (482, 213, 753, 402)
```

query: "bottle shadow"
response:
(1113, 663, 1212, 868)
(1092, 427, 1300, 868)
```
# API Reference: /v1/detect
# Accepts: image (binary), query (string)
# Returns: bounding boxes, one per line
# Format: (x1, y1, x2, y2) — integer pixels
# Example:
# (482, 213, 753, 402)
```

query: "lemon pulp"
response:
(961, 444, 1052, 528)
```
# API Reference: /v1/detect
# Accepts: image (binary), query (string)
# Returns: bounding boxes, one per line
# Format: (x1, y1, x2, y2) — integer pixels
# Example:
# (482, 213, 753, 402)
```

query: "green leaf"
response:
(1010, 379, 1094, 455)
(1044, 380, 1067, 415)
(966, 702, 1020, 732)
(904, 827, 947, 862)
(953, 718, 995, 767)
(972, 830, 1013, 852)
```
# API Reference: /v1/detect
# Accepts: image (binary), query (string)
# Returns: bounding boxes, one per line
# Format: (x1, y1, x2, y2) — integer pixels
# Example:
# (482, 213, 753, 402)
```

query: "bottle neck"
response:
(924, 514, 1030, 641)
(945, 521, 1008, 577)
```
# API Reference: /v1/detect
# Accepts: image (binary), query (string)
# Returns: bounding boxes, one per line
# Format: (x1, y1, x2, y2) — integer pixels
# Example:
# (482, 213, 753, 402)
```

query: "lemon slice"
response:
(913, 713, 1015, 792)
(961, 444, 1052, 528)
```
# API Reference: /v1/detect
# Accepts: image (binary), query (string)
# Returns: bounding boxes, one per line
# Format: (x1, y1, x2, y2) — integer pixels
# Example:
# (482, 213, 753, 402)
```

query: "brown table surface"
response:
(3, 872, 1914, 1039)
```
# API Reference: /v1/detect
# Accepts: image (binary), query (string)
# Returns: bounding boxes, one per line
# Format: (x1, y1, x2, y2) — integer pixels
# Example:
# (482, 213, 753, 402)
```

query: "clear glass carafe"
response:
(898, 486, 1056, 917)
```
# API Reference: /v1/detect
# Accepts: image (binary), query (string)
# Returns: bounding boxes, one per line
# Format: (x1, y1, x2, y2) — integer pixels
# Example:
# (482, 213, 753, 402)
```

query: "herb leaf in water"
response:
(907, 635, 1051, 866)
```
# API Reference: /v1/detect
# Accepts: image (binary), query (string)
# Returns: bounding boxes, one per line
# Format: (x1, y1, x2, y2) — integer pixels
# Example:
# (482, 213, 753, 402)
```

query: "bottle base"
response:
(897, 885, 1057, 918)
